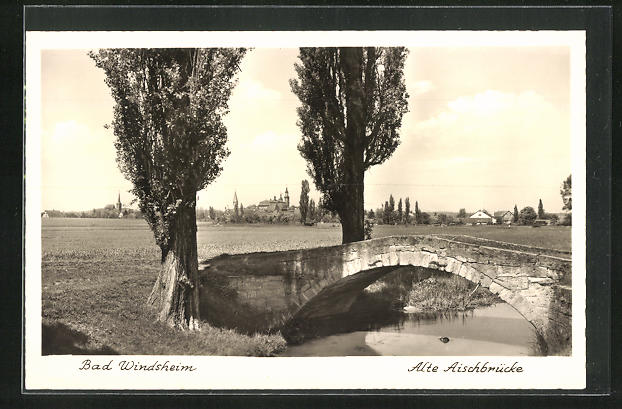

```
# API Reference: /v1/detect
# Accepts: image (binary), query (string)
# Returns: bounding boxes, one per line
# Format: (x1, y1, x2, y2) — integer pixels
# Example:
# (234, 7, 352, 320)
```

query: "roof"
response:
(258, 199, 287, 206)
(469, 210, 492, 219)
(494, 210, 512, 217)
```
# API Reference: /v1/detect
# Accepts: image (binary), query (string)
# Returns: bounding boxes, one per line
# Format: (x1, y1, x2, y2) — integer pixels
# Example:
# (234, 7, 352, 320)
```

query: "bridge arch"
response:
(199, 235, 571, 354)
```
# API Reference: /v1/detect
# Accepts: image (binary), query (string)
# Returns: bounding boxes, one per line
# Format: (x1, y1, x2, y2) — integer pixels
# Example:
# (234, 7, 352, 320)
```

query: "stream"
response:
(280, 303, 540, 356)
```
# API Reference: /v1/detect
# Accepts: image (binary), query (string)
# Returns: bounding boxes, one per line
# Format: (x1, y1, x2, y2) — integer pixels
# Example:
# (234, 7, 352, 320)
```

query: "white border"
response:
(24, 30, 586, 390)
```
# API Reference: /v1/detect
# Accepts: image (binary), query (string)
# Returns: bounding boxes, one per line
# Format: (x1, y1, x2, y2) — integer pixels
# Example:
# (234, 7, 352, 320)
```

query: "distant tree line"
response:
(366, 195, 436, 225)
(43, 206, 142, 219)
(357, 192, 571, 228)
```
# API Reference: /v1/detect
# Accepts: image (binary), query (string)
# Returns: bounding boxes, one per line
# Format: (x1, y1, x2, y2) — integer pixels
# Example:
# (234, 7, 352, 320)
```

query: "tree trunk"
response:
(147, 202, 201, 330)
(340, 47, 366, 244)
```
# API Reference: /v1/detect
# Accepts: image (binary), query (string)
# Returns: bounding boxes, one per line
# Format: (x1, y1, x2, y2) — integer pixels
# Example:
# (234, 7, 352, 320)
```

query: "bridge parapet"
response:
(199, 235, 571, 354)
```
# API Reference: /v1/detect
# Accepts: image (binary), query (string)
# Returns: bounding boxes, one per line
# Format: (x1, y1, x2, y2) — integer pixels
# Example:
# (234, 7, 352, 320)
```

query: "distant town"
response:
(42, 182, 571, 227)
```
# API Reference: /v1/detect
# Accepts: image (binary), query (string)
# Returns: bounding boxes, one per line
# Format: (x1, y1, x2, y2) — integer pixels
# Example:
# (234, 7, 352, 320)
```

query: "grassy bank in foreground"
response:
(42, 255, 287, 356)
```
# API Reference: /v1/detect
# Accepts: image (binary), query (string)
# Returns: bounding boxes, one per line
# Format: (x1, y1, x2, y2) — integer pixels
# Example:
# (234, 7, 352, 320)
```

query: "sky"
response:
(40, 45, 571, 214)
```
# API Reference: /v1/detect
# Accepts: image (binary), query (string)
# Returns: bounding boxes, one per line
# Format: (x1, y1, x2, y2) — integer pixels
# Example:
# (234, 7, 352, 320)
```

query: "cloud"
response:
(412, 90, 566, 160)
(364, 89, 571, 211)
(232, 78, 281, 102)
(411, 80, 434, 96)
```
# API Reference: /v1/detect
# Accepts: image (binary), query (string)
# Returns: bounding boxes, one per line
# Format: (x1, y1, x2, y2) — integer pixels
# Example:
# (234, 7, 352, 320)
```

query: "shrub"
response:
(518, 206, 537, 225)
(364, 219, 374, 240)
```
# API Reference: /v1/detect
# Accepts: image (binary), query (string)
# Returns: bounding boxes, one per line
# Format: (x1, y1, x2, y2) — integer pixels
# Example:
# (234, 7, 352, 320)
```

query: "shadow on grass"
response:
(42, 322, 118, 355)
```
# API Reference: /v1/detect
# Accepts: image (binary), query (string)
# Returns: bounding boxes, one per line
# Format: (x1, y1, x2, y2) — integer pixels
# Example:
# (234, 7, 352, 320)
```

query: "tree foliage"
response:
(415, 201, 421, 224)
(90, 48, 246, 329)
(561, 175, 572, 211)
(457, 208, 467, 219)
(309, 198, 316, 222)
(299, 179, 310, 223)
(518, 206, 538, 225)
(404, 197, 411, 224)
(290, 47, 409, 242)
(90, 48, 246, 258)
(513, 204, 519, 223)
(420, 211, 430, 225)
(537, 199, 545, 219)
(388, 194, 396, 224)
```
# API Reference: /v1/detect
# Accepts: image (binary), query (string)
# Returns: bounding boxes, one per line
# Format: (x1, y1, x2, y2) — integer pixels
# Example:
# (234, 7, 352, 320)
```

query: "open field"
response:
(40, 218, 571, 355)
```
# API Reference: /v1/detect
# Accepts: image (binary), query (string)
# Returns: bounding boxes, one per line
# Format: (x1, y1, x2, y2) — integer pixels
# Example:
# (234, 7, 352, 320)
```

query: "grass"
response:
(405, 274, 501, 312)
(370, 224, 571, 252)
(364, 267, 501, 313)
(40, 218, 569, 355)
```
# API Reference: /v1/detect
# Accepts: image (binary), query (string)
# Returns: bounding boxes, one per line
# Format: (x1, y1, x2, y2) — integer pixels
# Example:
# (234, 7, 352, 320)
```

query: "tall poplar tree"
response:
(404, 197, 411, 224)
(415, 201, 421, 224)
(90, 48, 246, 330)
(538, 199, 545, 219)
(397, 198, 403, 224)
(291, 47, 409, 243)
(299, 179, 310, 223)
(560, 175, 572, 211)
(560, 174, 572, 225)
(388, 194, 396, 224)
(309, 198, 316, 222)
(513, 204, 519, 223)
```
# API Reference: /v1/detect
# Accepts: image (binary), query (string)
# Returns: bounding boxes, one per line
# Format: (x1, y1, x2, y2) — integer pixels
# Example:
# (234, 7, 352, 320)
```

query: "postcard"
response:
(25, 29, 586, 390)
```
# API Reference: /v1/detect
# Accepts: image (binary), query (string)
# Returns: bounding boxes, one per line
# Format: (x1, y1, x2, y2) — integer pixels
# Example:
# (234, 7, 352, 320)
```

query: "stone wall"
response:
(199, 235, 571, 353)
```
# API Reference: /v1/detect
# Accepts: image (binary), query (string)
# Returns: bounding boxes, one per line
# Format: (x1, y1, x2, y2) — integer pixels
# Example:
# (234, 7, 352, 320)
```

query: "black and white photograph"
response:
(24, 29, 587, 390)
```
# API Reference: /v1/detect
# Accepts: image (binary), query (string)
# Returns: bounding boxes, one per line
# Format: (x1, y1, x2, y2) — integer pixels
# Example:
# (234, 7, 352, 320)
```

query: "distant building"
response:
(494, 210, 513, 224)
(41, 211, 49, 218)
(468, 210, 495, 225)
(533, 219, 551, 226)
(257, 187, 290, 212)
(115, 192, 132, 218)
(224, 187, 297, 223)
(223, 191, 239, 222)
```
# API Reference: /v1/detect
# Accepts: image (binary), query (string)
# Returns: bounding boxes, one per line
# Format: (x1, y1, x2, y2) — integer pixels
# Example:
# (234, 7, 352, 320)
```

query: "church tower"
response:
(233, 191, 238, 208)
(117, 191, 122, 213)
(284, 187, 289, 208)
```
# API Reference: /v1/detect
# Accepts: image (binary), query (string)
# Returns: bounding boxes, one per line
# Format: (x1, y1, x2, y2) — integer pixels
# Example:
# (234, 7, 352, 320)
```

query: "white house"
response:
(468, 210, 495, 225)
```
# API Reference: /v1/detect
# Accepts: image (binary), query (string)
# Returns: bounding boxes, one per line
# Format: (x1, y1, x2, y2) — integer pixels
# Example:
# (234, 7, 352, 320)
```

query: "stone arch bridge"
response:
(199, 235, 571, 354)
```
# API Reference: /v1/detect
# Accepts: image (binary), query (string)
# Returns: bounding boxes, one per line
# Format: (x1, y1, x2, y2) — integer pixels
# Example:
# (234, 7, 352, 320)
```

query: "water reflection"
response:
(280, 303, 541, 357)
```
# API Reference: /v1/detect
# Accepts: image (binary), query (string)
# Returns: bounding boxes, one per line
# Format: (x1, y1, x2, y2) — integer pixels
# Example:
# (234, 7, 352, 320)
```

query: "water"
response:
(280, 303, 540, 356)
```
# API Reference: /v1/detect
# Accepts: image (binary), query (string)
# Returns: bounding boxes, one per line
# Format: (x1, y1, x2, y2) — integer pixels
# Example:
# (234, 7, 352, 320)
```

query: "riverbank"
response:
(404, 275, 501, 313)
(364, 267, 501, 314)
